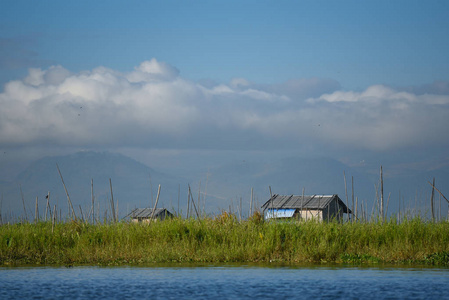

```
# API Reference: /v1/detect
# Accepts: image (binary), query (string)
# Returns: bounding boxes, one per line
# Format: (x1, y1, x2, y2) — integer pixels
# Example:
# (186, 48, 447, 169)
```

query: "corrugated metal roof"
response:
(125, 208, 171, 219)
(261, 194, 351, 213)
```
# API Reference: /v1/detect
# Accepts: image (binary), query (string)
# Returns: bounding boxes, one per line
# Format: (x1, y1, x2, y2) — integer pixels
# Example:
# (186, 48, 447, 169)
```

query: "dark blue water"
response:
(1, 264, 448, 299)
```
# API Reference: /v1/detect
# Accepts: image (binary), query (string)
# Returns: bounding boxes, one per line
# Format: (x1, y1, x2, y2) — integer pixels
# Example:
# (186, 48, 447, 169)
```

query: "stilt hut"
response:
(261, 194, 351, 222)
(126, 208, 174, 223)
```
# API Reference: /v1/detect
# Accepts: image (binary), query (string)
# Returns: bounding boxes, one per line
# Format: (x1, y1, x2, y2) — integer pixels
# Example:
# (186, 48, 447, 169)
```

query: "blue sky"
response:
(1, 0, 449, 177)
(2, 1, 448, 89)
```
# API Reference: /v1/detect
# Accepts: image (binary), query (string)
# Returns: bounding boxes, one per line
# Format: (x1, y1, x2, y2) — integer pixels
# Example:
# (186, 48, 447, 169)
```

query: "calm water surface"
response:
(1, 264, 448, 299)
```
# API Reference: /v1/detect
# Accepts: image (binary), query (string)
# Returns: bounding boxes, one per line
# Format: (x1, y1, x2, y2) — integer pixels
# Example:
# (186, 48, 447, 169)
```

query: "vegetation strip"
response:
(1, 213, 449, 266)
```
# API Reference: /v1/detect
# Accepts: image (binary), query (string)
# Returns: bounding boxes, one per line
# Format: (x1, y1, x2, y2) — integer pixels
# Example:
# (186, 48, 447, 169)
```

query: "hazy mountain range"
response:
(0, 151, 447, 221)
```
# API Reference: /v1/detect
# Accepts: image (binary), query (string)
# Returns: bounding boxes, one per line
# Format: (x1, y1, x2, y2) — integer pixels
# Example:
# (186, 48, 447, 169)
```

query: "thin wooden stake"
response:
(269, 186, 273, 219)
(430, 177, 435, 222)
(250, 187, 253, 217)
(204, 171, 210, 215)
(35, 196, 39, 223)
(197, 181, 201, 217)
(177, 184, 180, 217)
(56, 163, 77, 221)
(91, 179, 95, 224)
(109, 178, 116, 223)
(0, 193, 2, 226)
(343, 171, 349, 221)
(427, 181, 449, 204)
(380, 165, 384, 222)
(385, 192, 391, 220)
(360, 200, 365, 222)
(301, 187, 305, 221)
(116, 197, 119, 223)
(79, 205, 85, 223)
(86, 206, 93, 223)
(150, 184, 161, 221)
(19, 184, 28, 222)
(188, 185, 201, 220)
(187, 186, 190, 218)
(351, 176, 354, 223)
(52, 204, 56, 233)
(238, 197, 242, 222)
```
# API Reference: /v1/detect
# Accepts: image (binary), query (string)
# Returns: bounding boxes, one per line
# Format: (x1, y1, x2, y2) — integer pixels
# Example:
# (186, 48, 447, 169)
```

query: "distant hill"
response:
(0, 151, 187, 221)
(202, 156, 377, 214)
(196, 156, 449, 218)
(1, 151, 447, 222)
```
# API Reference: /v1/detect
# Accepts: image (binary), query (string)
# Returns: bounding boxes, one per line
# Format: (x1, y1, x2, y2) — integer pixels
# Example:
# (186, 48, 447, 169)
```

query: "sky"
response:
(1, 0, 449, 180)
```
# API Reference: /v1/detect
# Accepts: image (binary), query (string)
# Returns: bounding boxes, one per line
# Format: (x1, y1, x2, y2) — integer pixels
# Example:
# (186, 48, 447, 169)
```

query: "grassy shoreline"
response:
(1, 214, 449, 266)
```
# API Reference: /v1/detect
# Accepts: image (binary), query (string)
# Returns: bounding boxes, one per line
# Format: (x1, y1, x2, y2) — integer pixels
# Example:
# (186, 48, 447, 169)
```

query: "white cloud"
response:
(230, 78, 251, 89)
(127, 58, 179, 82)
(311, 90, 360, 103)
(0, 59, 448, 153)
(301, 85, 449, 150)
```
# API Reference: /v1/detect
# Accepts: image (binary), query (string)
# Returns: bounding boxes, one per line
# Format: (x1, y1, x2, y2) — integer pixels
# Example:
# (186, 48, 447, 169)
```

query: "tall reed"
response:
(1, 214, 448, 266)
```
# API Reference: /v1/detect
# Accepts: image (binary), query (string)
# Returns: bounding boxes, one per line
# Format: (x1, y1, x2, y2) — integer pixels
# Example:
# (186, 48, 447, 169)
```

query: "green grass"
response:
(1, 213, 449, 266)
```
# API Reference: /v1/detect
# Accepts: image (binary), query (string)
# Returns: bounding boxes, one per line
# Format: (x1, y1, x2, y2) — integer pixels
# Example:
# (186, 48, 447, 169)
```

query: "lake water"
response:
(1, 264, 448, 299)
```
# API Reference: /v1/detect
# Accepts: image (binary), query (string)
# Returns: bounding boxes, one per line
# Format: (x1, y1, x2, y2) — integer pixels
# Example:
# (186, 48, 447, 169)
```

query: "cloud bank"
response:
(1, 59, 448, 152)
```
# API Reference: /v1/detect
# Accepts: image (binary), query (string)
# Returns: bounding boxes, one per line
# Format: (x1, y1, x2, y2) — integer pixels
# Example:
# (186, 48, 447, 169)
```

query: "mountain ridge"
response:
(1, 151, 447, 221)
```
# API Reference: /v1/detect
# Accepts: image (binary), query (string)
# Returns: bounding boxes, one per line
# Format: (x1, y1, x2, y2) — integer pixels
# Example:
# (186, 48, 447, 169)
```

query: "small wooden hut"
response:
(126, 208, 174, 223)
(261, 194, 351, 222)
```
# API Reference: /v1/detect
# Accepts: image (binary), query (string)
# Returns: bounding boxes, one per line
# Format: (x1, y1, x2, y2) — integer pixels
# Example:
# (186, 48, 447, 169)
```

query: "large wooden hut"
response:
(261, 194, 351, 222)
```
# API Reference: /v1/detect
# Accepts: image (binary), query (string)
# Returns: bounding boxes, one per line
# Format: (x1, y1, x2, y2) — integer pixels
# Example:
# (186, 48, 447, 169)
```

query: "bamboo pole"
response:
(150, 184, 161, 221)
(52, 204, 56, 233)
(91, 179, 95, 224)
(343, 171, 349, 222)
(380, 166, 384, 222)
(269, 186, 273, 219)
(197, 181, 201, 217)
(374, 183, 379, 220)
(56, 163, 77, 221)
(109, 178, 116, 223)
(0, 193, 3, 226)
(86, 206, 93, 223)
(45, 192, 50, 221)
(385, 192, 391, 220)
(177, 184, 180, 217)
(238, 197, 242, 222)
(189, 185, 201, 220)
(430, 177, 435, 222)
(186, 186, 190, 219)
(351, 176, 354, 222)
(365, 199, 368, 222)
(19, 184, 28, 222)
(301, 187, 305, 221)
(360, 199, 366, 222)
(35, 196, 39, 223)
(427, 181, 449, 204)
(204, 171, 210, 215)
(250, 187, 253, 217)
(79, 205, 85, 223)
